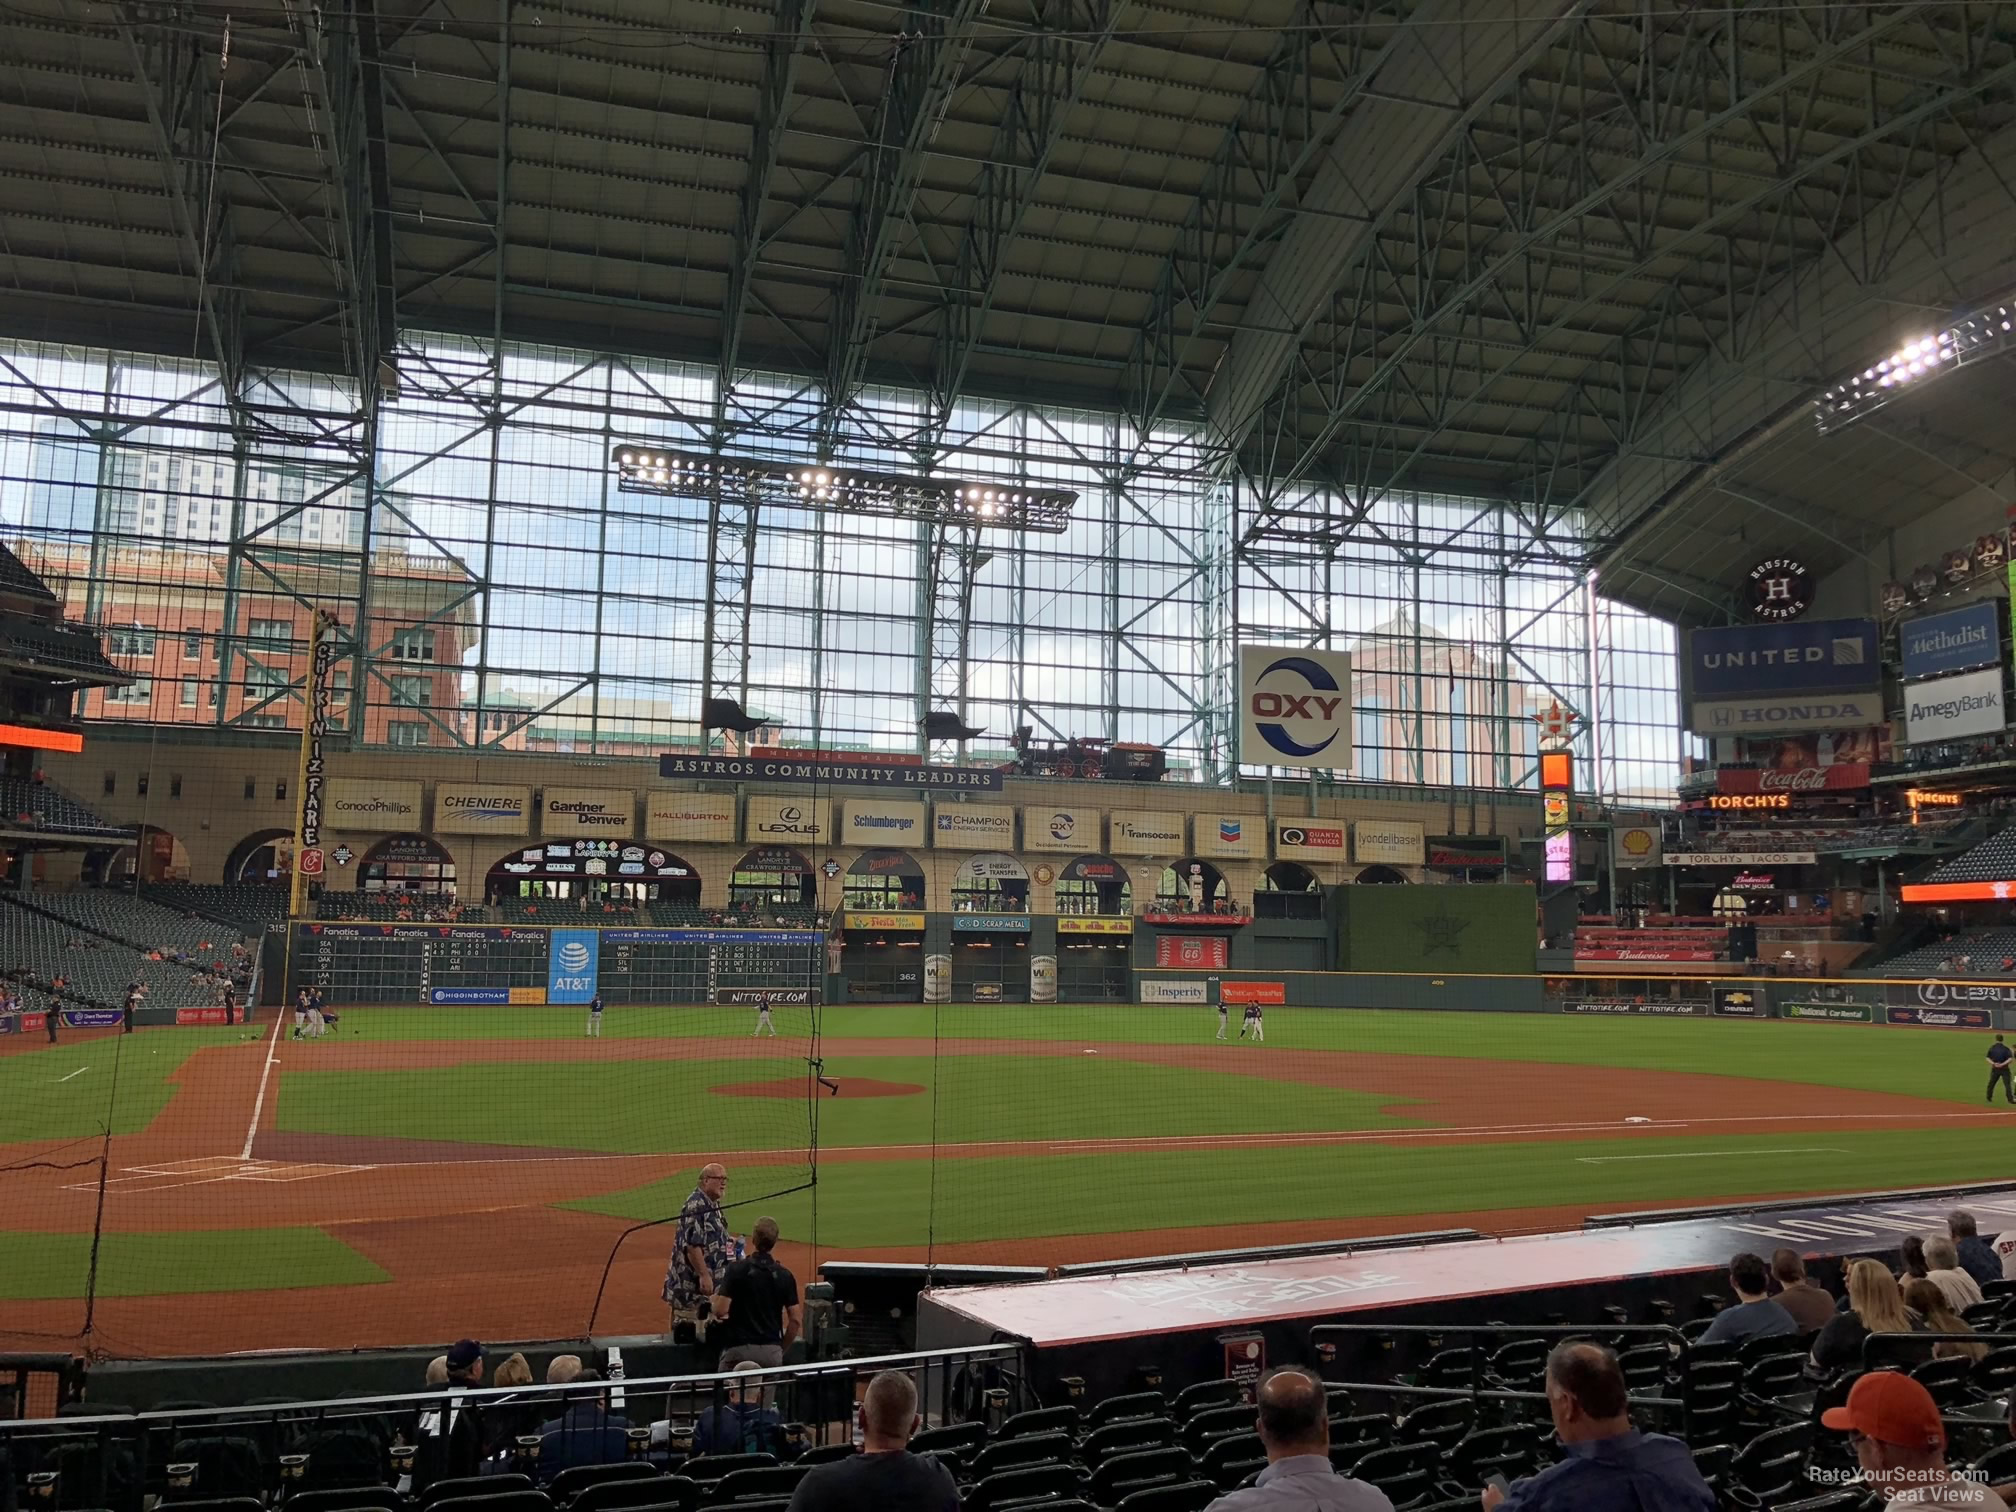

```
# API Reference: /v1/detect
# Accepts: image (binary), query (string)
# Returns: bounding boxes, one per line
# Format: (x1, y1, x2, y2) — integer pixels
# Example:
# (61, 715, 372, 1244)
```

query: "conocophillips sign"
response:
(326, 778, 424, 828)
(1237, 645, 1353, 770)
(434, 783, 531, 834)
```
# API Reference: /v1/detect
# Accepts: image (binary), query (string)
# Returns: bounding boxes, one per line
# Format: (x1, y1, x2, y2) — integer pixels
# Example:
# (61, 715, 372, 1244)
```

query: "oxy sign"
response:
(1238, 646, 1353, 770)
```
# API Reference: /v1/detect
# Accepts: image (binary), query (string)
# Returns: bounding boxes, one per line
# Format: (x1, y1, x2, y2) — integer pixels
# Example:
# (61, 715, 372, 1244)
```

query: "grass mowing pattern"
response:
(273, 1055, 1427, 1152)
(0, 1228, 388, 1299)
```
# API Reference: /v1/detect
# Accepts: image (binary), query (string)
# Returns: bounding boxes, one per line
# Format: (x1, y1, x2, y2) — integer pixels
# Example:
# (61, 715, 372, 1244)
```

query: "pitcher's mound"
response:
(717, 1077, 923, 1100)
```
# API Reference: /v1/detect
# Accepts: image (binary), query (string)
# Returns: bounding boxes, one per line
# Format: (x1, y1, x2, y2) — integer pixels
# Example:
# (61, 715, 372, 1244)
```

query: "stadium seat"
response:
(1484, 1338, 1549, 1392)
(1111, 1481, 1216, 1512)
(296, 1423, 395, 1491)
(1169, 1381, 1242, 1422)
(1972, 1441, 2016, 1484)
(678, 1454, 775, 1487)
(1346, 1441, 1439, 1507)
(1768, 1494, 1871, 1512)
(167, 1436, 269, 1502)
(278, 1489, 409, 1512)
(158, 1501, 262, 1512)
(1394, 1398, 1473, 1453)
(971, 1430, 1073, 1478)
(1445, 1425, 1543, 1484)
(427, 1494, 554, 1512)
(1197, 1434, 1265, 1491)
(908, 1422, 987, 1460)
(1326, 1437, 1382, 1472)
(1975, 1347, 2016, 1393)
(968, 1463, 1082, 1512)
(1415, 1349, 1477, 1390)
(696, 1501, 789, 1512)
(571, 1480, 697, 1512)
(547, 1464, 662, 1502)
(1088, 1447, 1190, 1504)
(1689, 1442, 1734, 1493)
(996, 1405, 1079, 1440)
(1909, 1356, 1976, 1407)
(1080, 1417, 1176, 1466)
(1731, 1421, 1814, 1500)
(1085, 1392, 1167, 1430)
(1179, 1405, 1253, 1454)
(1327, 1413, 1392, 1448)
(422, 1478, 531, 1508)
(793, 1443, 856, 1466)
(710, 1466, 803, 1503)
(1616, 1343, 1670, 1391)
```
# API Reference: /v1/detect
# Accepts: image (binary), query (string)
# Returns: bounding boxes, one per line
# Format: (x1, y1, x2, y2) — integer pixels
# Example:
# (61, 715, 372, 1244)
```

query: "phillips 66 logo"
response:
(1237, 646, 1354, 770)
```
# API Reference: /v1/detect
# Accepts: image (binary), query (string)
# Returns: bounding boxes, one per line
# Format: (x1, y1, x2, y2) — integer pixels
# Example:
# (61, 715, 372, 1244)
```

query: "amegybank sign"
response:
(541, 786, 634, 835)
(1904, 666, 2007, 745)
(433, 783, 530, 835)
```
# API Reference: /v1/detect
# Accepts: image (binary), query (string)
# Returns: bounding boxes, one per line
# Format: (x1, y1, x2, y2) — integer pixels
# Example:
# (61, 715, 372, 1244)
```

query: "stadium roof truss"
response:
(3, 0, 2015, 775)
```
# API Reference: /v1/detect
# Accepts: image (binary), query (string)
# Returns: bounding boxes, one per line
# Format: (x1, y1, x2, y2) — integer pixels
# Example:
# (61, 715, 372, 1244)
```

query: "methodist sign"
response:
(1687, 618, 1879, 697)
(1901, 601, 2000, 682)
(1237, 645, 1353, 770)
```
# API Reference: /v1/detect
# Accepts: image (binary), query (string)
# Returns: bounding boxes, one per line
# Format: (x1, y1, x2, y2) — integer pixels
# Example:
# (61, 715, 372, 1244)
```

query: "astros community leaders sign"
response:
(660, 754, 1003, 789)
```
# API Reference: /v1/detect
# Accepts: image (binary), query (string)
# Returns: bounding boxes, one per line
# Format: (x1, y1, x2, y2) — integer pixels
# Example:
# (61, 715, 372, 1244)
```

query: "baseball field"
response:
(1, 1002, 2009, 1358)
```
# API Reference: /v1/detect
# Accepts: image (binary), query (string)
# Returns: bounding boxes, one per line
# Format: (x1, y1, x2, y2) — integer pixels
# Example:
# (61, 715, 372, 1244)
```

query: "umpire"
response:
(1988, 1035, 2014, 1104)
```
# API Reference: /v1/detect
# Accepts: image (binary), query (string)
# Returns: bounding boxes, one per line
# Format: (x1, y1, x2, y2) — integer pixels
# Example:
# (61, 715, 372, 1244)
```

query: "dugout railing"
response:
(0, 1342, 1033, 1511)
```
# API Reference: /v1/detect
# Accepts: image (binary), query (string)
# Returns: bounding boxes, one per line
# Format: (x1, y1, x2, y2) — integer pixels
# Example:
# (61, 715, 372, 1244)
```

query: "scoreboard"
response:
(291, 924, 823, 1006)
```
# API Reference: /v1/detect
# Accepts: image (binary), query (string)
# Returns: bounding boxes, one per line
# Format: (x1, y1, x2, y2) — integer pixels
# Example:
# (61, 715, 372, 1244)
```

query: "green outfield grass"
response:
(0, 1027, 253, 1143)
(0, 1228, 387, 1300)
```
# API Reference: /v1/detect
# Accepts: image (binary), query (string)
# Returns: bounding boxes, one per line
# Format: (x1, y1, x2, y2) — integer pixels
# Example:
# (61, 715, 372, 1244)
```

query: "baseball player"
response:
(1988, 1034, 2014, 1104)
(753, 991, 777, 1037)
(587, 993, 605, 1038)
(1239, 1002, 1264, 1042)
(294, 989, 309, 1039)
(1215, 1000, 1228, 1040)
(1250, 1001, 1265, 1042)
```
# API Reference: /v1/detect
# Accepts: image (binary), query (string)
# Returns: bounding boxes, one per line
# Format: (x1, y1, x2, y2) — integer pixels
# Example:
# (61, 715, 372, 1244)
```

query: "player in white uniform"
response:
(1215, 1002, 1228, 1040)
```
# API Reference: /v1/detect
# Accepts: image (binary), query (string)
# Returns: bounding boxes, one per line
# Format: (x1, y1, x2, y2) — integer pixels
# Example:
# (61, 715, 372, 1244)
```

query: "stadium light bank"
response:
(610, 446, 1077, 535)
(1813, 293, 2016, 435)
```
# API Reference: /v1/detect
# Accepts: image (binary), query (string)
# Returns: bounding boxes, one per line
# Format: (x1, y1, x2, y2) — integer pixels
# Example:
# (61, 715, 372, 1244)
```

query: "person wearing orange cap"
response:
(1823, 1371, 1994, 1505)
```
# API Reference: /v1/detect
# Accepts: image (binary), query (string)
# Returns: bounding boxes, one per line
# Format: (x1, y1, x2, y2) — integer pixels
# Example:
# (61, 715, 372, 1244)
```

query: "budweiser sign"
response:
(1575, 947, 1720, 962)
(1717, 765, 1869, 795)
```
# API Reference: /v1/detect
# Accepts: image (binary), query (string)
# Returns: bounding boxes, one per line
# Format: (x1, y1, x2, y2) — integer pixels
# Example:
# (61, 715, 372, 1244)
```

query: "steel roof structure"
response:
(3, 0, 2015, 628)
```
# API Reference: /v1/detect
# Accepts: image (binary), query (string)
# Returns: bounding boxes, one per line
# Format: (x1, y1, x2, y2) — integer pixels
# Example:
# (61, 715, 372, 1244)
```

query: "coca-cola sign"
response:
(1717, 764, 1869, 795)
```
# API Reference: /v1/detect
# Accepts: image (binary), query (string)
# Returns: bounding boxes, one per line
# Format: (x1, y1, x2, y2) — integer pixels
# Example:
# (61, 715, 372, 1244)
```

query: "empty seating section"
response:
(147, 883, 291, 933)
(1923, 824, 2016, 882)
(1672, 819, 1967, 857)
(0, 610, 124, 680)
(0, 892, 250, 1009)
(0, 775, 130, 837)
(316, 894, 479, 923)
(1880, 928, 2016, 977)
(23, 887, 251, 958)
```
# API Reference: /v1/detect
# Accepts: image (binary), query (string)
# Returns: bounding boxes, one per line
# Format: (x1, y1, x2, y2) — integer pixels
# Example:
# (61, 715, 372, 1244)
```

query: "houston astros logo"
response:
(1414, 906, 1469, 956)
(1250, 656, 1346, 758)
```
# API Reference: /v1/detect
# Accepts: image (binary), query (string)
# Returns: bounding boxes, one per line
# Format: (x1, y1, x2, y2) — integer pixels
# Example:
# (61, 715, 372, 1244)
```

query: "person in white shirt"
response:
(1992, 1228, 2016, 1281)
(1823, 1370, 1995, 1505)
(1924, 1235, 1985, 1313)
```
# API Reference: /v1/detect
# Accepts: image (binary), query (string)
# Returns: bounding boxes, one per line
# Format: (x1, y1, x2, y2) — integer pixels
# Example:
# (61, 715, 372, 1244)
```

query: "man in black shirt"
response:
(1988, 1035, 2014, 1104)
(712, 1216, 802, 1372)
(785, 1370, 958, 1512)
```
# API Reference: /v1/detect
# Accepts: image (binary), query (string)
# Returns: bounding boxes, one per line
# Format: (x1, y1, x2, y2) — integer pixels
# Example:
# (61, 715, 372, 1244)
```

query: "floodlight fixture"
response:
(1813, 296, 2016, 434)
(610, 446, 1076, 534)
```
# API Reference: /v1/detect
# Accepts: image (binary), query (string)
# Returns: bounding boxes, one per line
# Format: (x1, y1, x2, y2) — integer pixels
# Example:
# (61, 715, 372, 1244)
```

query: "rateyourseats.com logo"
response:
(557, 941, 592, 972)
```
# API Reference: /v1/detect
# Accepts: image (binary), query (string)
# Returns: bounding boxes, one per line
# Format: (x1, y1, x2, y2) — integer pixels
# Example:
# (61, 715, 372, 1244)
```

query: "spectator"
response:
(693, 1360, 786, 1457)
(545, 1353, 583, 1385)
(535, 1368, 629, 1479)
(713, 1216, 803, 1374)
(1951, 1211, 2003, 1288)
(1202, 1367, 1394, 1512)
(1812, 1260, 1925, 1377)
(1698, 1253, 1797, 1346)
(1822, 1371, 1996, 1506)
(1902, 1279, 1989, 1363)
(784, 1369, 958, 1512)
(1769, 1250, 1837, 1334)
(1899, 1235, 1931, 1283)
(1992, 1223, 2016, 1281)
(416, 1339, 486, 1484)
(424, 1355, 448, 1387)
(483, 1352, 542, 1458)
(665, 1163, 731, 1343)
(1925, 1235, 1986, 1312)
(1481, 1343, 1714, 1511)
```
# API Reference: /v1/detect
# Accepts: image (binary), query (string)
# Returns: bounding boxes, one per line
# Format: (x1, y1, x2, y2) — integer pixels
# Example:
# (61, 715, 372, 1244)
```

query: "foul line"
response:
(56, 1065, 88, 1083)
(1578, 1147, 1851, 1163)
(241, 1012, 285, 1161)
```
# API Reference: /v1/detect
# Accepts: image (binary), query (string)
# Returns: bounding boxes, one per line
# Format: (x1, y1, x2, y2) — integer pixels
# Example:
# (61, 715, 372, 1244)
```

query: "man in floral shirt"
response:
(666, 1163, 731, 1340)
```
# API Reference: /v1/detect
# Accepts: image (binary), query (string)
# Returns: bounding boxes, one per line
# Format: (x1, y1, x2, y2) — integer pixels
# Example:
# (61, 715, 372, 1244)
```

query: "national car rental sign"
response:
(1238, 645, 1353, 771)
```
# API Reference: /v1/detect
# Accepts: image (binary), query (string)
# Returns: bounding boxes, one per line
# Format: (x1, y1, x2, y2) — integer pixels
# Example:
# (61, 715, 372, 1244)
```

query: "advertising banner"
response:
(1560, 999, 1710, 1016)
(1713, 987, 1766, 1018)
(428, 988, 509, 1005)
(952, 915, 1032, 933)
(1427, 835, 1508, 871)
(1237, 645, 1353, 770)
(1688, 618, 1879, 697)
(660, 754, 1003, 790)
(1780, 1001, 1874, 1023)
(1140, 979, 1208, 1003)
(1193, 814, 1265, 859)
(1574, 947, 1719, 962)
(1690, 692, 1884, 736)
(1674, 851, 1817, 867)
(717, 987, 815, 1006)
(844, 912, 925, 931)
(1904, 666, 2006, 745)
(923, 954, 950, 1002)
(1274, 819, 1347, 860)
(1057, 916, 1132, 935)
(1901, 600, 2001, 681)
(435, 783, 532, 835)
(841, 800, 926, 845)
(1220, 980, 1286, 1005)
(508, 987, 547, 1005)
(1156, 935, 1229, 968)
(1353, 820, 1424, 866)
(1030, 955, 1057, 1003)
(1612, 824, 1663, 869)
(645, 791, 738, 842)
(546, 928, 599, 1004)
(1890, 981, 2016, 1008)
(746, 796, 830, 846)
(955, 853, 1027, 884)
(175, 1007, 229, 1026)
(1023, 807, 1095, 853)
(1887, 1005, 1994, 1029)
(1737, 729, 1891, 768)
(1108, 810, 1185, 856)
(601, 928, 818, 944)
(972, 983, 1003, 1003)
(541, 787, 634, 836)
(1715, 766, 1869, 795)
(19, 1012, 44, 1033)
(61, 1009, 124, 1028)
(326, 778, 424, 830)
(933, 804, 1016, 851)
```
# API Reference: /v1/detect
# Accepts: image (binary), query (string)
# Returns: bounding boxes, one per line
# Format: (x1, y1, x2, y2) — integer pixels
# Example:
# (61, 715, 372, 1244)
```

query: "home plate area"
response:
(63, 1155, 374, 1192)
